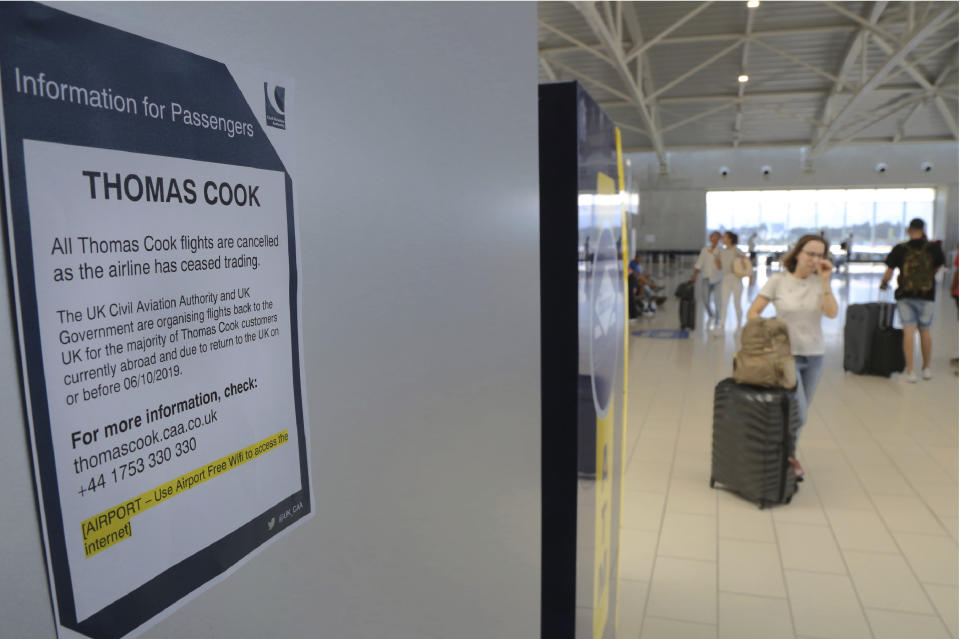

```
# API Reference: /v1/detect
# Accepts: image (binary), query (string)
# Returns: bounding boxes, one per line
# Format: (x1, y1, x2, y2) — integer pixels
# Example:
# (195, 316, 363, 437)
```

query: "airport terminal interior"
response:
(1, 2, 958, 639)
(541, 3, 959, 637)
(615, 260, 958, 639)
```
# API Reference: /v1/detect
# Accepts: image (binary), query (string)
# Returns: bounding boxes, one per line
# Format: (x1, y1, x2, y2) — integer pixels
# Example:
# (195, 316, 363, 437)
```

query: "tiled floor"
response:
(616, 262, 958, 639)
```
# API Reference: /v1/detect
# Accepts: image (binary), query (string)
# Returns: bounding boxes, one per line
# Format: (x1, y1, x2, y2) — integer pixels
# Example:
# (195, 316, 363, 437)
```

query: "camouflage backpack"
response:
(898, 241, 935, 299)
(733, 318, 797, 390)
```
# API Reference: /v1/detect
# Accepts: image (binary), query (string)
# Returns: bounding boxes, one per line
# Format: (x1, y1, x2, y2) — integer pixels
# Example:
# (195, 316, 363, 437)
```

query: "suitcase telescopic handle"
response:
(875, 286, 896, 303)
(873, 286, 897, 328)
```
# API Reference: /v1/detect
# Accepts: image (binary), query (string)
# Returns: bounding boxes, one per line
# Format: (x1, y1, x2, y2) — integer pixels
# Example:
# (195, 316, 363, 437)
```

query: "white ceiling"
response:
(538, 1, 959, 165)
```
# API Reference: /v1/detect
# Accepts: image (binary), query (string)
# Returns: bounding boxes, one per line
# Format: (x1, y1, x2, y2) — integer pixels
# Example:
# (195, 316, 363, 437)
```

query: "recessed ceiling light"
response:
(738, 74, 750, 83)
(747, 0, 760, 8)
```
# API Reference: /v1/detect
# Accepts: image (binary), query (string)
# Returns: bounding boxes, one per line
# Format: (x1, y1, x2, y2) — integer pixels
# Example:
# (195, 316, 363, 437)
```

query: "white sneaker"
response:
(904, 371, 918, 383)
(922, 368, 933, 380)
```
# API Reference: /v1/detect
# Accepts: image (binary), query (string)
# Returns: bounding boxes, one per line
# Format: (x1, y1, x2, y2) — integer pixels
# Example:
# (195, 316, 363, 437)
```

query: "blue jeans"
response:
(702, 281, 720, 319)
(794, 355, 825, 431)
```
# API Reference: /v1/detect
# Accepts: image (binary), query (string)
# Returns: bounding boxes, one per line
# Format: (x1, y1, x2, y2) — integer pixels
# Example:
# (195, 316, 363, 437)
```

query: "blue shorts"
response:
(898, 298, 935, 328)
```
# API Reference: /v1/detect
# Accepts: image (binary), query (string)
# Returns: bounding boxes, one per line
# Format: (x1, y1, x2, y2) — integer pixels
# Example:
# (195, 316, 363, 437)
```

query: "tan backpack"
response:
(733, 318, 797, 390)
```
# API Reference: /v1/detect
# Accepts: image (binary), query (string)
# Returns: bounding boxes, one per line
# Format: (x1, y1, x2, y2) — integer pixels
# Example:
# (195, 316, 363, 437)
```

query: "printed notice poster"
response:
(0, 5, 312, 638)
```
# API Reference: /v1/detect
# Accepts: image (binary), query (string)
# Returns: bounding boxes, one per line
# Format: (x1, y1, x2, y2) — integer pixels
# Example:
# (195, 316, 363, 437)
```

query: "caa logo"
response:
(264, 83, 286, 130)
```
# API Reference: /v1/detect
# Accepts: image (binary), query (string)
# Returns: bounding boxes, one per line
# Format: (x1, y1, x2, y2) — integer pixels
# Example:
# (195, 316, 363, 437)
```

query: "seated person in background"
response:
(628, 251, 666, 306)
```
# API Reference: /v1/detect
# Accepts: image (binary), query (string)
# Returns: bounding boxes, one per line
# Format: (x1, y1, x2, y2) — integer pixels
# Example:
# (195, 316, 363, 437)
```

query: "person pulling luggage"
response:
(747, 235, 837, 480)
(879, 218, 945, 382)
(691, 231, 723, 328)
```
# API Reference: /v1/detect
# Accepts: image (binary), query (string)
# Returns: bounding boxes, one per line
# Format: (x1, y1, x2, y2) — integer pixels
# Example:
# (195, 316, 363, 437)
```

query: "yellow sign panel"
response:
(591, 131, 630, 639)
(593, 409, 614, 639)
(614, 127, 629, 639)
(592, 170, 617, 639)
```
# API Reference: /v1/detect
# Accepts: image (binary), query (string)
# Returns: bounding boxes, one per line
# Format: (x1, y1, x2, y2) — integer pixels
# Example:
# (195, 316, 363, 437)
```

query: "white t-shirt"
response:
(718, 246, 740, 276)
(758, 272, 825, 356)
(695, 246, 722, 283)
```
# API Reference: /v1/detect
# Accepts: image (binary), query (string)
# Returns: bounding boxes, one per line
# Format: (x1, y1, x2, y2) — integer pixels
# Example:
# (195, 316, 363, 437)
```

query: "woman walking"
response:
(747, 234, 838, 479)
(714, 231, 745, 336)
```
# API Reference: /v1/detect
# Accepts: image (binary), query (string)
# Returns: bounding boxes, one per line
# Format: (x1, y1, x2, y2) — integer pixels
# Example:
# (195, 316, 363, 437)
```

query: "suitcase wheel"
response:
(709, 478, 715, 488)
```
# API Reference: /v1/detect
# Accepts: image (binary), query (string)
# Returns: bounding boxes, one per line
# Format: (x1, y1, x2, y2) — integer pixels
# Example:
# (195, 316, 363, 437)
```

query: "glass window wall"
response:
(707, 188, 935, 255)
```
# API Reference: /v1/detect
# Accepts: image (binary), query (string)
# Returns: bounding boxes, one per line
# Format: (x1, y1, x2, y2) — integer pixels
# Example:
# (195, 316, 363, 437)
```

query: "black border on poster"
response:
(538, 82, 580, 639)
(0, 5, 311, 638)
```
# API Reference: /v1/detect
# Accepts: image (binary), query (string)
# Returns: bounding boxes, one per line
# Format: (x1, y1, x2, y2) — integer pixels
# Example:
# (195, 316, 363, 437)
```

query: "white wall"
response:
(627, 142, 960, 249)
(634, 190, 708, 250)
(2, 3, 541, 638)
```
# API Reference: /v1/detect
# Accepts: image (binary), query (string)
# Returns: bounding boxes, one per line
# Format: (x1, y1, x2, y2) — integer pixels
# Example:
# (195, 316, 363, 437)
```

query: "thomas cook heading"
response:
(82, 171, 261, 207)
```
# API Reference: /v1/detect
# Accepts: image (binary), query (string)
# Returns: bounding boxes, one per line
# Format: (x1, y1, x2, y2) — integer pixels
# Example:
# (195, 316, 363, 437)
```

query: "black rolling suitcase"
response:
(675, 282, 695, 330)
(710, 378, 799, 508)
(843, 302, 902, 375)
(844, 303, 882, 373)
(869, 303, 905, 376)
(679, 299, 695, 330)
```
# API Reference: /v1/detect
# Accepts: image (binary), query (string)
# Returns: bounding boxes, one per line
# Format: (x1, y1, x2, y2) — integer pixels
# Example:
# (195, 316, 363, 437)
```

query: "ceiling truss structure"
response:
(538, 1, 960, 158)
(809, 2, 957, 157)
(732, 6, 755, 147)
(573, 1, 669, 166)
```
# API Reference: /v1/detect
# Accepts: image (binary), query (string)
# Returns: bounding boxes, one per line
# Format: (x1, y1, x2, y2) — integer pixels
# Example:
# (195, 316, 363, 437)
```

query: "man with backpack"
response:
(880, 218, 945, 382)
